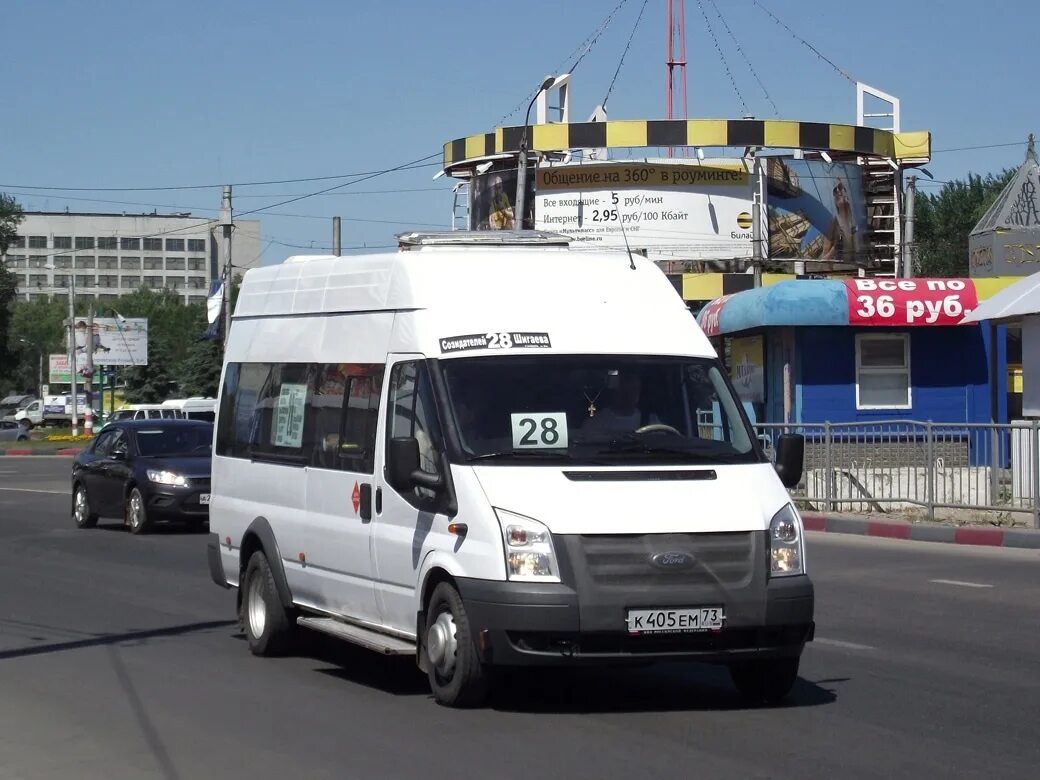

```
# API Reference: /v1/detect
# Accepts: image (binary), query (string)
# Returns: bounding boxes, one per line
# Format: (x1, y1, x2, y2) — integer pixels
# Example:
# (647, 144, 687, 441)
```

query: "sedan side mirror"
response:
(111, 449, 127, 461)
(389, 436, 443, 492)
(774, 433, 804, 489)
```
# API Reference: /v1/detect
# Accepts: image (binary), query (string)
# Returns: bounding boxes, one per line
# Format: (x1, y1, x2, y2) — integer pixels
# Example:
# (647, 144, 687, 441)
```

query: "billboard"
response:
(767, 158, 868, 263)
(69, 318, 148, 366)
(845, 278, 978, 327)
(533, 162, 755, 259)
(730, 336, 765, 403)
(470, 168, 535, 231)
(48, 355, 100, 386)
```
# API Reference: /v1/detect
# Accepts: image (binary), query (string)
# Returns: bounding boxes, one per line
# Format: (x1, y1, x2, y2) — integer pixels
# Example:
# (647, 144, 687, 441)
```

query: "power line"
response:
(752, 1, 856, 84)
(707, 0, 779, 117)
(932, 142, 1026, 154)
(0, 159, 442, 194)
(495, 0, 630, 127)
(602, 0, 649, 108)
(696, 0, 748, 115)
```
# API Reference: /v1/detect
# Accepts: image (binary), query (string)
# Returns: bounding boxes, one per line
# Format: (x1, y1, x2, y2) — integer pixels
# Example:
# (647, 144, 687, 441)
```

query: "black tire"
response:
(125, 487, 151, 535)
(240, 551, 296, 656)
(72, 483, 98, 529)
(729, 655, 800, 704)
(424, 581, 488, 708)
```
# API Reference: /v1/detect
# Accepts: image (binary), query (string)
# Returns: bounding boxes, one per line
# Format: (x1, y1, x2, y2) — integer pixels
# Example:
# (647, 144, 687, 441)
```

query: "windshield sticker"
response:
(510, 412, 568, 449)
(440, 332, 552, 353)
(272, 383, 307, 448)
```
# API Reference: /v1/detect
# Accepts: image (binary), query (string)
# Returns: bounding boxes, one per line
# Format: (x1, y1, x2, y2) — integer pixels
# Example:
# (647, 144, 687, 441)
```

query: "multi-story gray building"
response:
(2, 211, 262, 305)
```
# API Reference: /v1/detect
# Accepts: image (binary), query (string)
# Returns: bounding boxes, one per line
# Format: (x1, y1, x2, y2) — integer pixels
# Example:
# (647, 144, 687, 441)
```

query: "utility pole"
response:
(752, 155, 764, 288)
(67, 275, 78, 437)
(220, 185, 233, 344)
(515, 77, 556, 230)
(84, 304, 94, 437)
(332, 216, 342, 256)
(902, 175, 916, 278)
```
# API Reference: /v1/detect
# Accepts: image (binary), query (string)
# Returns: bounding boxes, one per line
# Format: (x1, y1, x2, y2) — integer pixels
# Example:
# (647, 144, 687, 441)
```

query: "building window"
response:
(6, 255, 26, 267)
(97, 275, 118, 288)
(856, 333, 911, 410)
(54, 274, 71, 288)
(143, 237, 163, 251)
(75, 256, 95, 269)
(8, 235, 25, 249)
(188, 277, 208, 289)
(53, 256, 72, 269)
(28, 236, 47, 249)
(165, 238, 185, 252)
(98, 256, 118, 269)
(29, 274, 48, 287)
(145, 276, 163, 289)
(75, 236, 95, 250)
(75, 274, 95, 288)
(121, 257, 141, 270)
(187, 238, 206, 252)
(121, 276, 142, 289)
(187, 257, 206, 272)
(166, 278, 185, 290)
(165, 258, 185, 271)
(28, 256, 47, 268)
(53, 236, 72, 249)
(144, 257, 163, 270)
(121, 237, 141, 251)
(17, 273, 28, 286)
(98, 237, 117, 250)
(188, 296, 207, 306)
(99, 293, 119, 302)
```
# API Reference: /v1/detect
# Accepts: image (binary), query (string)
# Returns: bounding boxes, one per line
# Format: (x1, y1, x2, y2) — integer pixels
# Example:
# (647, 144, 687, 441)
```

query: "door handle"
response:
(375, 487, 382, 515)
(359, 483, 373, 522)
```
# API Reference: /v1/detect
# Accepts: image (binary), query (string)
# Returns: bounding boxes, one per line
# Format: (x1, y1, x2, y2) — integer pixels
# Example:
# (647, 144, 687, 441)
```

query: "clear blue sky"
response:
(3, 0, 1036, 265)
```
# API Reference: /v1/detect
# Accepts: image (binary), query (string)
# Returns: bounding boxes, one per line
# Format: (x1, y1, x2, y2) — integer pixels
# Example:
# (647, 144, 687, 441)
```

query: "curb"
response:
(0, 448, 83, 457)
(803, 512, 1040, 550)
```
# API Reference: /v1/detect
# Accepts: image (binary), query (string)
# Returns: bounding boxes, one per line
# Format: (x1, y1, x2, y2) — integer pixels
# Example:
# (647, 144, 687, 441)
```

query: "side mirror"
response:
(111, 449, 127, 461)
(389, 436, 443, 492)
(774, 433, 804, 489)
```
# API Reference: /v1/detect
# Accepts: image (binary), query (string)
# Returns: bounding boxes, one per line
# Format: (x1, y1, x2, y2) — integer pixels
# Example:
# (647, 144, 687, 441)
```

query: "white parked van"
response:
(208, 231, 812, 707)
(162, 397, 217, 422)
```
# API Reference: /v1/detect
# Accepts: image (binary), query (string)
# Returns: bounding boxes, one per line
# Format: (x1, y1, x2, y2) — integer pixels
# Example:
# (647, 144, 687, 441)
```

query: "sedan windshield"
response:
(439, 355, 760, 466)
(135, 425, 213, 457)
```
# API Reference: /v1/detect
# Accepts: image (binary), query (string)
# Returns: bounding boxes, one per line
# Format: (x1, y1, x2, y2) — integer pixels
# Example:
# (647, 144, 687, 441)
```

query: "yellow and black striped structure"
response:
(442, 119, 930, 172)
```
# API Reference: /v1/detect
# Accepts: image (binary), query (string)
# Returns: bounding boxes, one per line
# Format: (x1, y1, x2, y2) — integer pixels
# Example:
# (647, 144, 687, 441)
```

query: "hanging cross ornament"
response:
(583, 388, 603, 417)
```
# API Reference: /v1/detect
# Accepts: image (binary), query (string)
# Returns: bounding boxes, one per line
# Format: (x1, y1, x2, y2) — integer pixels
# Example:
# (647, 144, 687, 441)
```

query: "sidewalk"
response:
(0, 447, 83, 456)
(803, 511, 1040, 550)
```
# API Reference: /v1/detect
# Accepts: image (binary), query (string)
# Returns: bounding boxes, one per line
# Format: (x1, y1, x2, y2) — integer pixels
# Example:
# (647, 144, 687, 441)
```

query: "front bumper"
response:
(456, 575, 813, 665)
(145, 485, 210, 522)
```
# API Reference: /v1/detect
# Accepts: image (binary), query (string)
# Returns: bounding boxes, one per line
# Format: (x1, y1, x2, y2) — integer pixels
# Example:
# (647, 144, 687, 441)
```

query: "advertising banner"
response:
(767, 158, 868, 263)
(845, 278, 979, 326)
(49, 353, 101, 384)
(470, 168, 534, 231)
(68, 317, 149, 366)
(533, 162, 755, 258)
(730, 336, 765, 402)
(698, 294, 732, 338)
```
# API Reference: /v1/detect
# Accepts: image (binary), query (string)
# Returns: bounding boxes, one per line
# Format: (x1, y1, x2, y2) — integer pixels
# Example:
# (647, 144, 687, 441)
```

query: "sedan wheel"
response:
(73, 484, 98, 529)
(126, 488, 151, 535)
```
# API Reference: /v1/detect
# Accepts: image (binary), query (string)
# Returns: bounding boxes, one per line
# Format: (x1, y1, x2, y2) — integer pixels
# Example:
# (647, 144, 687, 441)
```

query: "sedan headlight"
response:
(146, 469, 188, 487)
(769, 504, 804, 577)
(494, 509, 560, 582)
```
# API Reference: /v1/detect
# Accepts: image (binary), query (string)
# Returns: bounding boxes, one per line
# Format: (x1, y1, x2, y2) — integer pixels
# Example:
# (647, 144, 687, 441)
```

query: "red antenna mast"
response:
(666, 0, 689, 157)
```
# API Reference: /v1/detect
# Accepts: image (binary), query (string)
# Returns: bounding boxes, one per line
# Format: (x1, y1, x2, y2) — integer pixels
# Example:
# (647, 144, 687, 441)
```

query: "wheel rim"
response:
(427, 610, 458, 678)
(128, 493, 143, 528)
(74, 488, 88, 523)
(247, 574, 267, 638)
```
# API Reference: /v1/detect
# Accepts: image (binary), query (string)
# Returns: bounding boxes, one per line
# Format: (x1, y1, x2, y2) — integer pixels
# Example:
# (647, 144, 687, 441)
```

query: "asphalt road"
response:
(1, 458, 1038, 780)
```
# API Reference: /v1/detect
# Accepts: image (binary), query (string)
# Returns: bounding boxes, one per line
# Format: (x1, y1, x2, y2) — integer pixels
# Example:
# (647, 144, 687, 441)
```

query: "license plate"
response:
(199, 493, 211, 505)
(627, 607, 725, 634)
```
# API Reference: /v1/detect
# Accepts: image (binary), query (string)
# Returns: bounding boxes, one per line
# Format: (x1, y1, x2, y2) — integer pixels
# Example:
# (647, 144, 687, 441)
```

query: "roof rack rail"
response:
(395, 230, 571, 249)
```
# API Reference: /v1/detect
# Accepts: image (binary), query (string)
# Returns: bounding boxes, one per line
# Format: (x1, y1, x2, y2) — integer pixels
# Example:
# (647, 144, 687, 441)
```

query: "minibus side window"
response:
(309, 363, 383, 473)
(386, 361, 444, 508)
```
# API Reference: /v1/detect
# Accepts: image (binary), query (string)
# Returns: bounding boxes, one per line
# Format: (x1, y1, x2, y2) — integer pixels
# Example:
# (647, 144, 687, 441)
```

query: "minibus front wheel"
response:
(425, 582, 488, 708)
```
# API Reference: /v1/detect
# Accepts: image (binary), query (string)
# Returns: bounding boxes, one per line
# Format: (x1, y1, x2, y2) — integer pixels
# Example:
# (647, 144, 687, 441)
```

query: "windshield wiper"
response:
(466, 450, 571, 463)
(596, 435, 745, 462)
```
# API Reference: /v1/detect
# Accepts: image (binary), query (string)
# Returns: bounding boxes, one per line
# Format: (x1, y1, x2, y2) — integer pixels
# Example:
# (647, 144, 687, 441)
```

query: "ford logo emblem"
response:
(650, 551, 693, 570)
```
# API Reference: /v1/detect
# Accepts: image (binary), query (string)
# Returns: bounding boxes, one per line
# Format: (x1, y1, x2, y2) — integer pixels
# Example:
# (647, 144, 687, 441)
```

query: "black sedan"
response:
(72, 419, 213, 534)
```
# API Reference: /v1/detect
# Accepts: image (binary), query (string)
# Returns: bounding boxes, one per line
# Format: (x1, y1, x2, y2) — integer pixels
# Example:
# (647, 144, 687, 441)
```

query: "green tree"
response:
(914, 169, 1016, 277)
(0, 193, 26, 392)
(4, 297, 67, 393)
(179, 337, 222, 397)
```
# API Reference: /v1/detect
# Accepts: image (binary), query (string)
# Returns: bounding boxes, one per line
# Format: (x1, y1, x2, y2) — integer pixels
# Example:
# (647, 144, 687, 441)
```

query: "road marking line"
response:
(0, 487, 69, 495)
(814, 637, 875, 651)
(929, 579, 993, 589)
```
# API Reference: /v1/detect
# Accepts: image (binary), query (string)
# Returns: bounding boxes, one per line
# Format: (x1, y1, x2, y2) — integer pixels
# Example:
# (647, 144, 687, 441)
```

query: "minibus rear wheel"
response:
(424, 582, 488, 707)
(241, 551, 296, 656)
(728, 656, 800, 704)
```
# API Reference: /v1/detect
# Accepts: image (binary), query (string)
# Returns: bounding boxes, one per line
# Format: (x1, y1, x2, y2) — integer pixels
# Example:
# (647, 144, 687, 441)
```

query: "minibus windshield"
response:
(439, 355, 762, 466)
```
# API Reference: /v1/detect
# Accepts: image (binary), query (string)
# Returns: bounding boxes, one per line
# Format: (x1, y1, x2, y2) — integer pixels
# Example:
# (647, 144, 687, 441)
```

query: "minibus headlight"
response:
(494, 509, 560, 583)
(146, 469, 188, 487)
(769, 504, 804, 577)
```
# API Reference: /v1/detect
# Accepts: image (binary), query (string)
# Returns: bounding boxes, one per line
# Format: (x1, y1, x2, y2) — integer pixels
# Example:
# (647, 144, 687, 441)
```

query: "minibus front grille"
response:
(574, 532, 756, 588)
